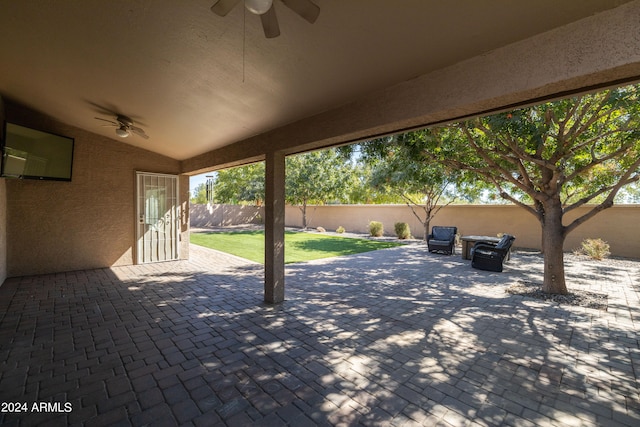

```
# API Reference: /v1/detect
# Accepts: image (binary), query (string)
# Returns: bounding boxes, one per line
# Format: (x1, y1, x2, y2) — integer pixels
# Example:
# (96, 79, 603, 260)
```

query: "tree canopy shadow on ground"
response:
(0, 245, 638, 426)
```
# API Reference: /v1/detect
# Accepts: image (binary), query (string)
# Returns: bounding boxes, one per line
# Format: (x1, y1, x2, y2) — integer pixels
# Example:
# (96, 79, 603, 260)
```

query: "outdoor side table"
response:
(461, 235, 501, 260)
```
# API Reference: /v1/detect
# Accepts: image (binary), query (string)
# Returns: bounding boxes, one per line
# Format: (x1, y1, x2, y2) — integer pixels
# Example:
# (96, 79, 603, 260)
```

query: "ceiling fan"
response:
(95, 115, 149, 140)
(211, 0, 320, 38)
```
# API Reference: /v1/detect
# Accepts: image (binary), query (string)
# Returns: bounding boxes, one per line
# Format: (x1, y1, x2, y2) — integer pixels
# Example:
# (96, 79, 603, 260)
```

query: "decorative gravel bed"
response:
(502, 252, 640, 311)
(506, 280, 608, 310)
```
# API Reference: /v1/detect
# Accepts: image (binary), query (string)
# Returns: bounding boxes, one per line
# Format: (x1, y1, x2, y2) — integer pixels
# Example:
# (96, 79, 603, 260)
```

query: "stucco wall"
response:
(190, 204, 263, 228)
(0, 179, 6, 285)
(285, 204, 640, 259)
(0, 97, 6, 285)
(183, 2, 640, 175)
(4, 102, 189, 277)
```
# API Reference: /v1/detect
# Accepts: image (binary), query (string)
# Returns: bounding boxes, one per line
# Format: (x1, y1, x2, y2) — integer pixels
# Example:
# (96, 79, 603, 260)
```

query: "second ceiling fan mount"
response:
(95, 115, 149, 140)
(211, 0, 320, 38)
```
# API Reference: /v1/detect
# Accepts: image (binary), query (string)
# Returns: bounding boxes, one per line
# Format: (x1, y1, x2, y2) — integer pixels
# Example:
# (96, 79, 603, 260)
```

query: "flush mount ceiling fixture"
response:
(95, 115, 149, 140)
(211, 0, 320, 38)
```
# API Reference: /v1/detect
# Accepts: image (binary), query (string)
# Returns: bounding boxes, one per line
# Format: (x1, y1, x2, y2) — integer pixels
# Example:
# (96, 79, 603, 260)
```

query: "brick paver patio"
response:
(0, 243, 638, 426)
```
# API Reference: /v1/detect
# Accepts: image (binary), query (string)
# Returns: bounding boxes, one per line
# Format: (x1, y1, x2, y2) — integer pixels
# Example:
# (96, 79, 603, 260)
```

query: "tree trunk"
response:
(540, 200, 568, 294)
(300, 202, 308, 229)
(423, 219, 430, 241)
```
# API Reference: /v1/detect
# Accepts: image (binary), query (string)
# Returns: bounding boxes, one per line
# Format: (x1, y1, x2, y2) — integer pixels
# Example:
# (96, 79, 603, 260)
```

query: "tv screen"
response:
(1, 122, 74, 181)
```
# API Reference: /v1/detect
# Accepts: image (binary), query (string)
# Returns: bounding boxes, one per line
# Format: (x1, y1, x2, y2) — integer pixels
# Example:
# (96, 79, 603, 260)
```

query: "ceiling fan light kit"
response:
(211, 0, 319, 39)
(115, 127, 129, 138)
(245, 0, 272, 15)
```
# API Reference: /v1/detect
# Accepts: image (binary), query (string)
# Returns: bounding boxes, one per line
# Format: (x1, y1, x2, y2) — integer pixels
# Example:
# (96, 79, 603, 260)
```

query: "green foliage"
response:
(190, 183, 207, 204)
(616, 181, 640, 203)
(360, 135, 457, 201)
(285, 148, 353, 205)
(394, 222, 411, 239)
(212, 163, 265, 204)
(286, 148, 356, 228)
(342, 160, 405, 204)
(355, 134, 488, 239)
(433, 84, 640, 212)
(336, 226, 345, 234)
(423, 83, 640, 293)
(577, 238, 611, 260)
(369, 221, 384, 237)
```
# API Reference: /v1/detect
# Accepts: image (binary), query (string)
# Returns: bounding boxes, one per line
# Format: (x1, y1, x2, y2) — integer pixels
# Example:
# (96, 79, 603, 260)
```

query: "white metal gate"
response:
(136, 172, 180, 264)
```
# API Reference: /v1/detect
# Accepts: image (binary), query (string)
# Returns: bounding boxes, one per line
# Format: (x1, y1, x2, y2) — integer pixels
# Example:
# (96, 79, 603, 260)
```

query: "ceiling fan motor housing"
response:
(117, 115, 134, 127)
(94, 114, 148, 139)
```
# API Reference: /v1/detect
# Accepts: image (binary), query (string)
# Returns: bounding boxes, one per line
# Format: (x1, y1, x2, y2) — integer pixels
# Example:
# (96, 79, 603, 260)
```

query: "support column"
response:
(264, 150, 286, 303)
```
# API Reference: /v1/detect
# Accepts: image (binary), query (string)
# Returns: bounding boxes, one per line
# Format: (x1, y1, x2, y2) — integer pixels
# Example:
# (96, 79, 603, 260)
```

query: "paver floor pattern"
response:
(0, 243, 638, 426)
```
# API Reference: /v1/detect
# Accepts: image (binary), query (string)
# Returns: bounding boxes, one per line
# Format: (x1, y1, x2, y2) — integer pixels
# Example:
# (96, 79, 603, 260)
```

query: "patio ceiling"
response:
(0, 1, 635, 162)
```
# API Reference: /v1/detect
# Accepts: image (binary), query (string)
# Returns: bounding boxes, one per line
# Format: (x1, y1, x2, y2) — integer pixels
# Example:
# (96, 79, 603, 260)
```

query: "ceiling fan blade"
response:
(130, 126, 149, 139)
(282, 0, 320, 23)
(260, 6, 280, 38)
(95, 117, 118, 126)
(211, 0, 241, 16)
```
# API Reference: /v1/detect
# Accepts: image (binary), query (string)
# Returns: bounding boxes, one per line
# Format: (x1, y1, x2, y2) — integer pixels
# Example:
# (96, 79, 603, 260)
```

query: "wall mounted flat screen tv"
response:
(1, 122, 74, 181)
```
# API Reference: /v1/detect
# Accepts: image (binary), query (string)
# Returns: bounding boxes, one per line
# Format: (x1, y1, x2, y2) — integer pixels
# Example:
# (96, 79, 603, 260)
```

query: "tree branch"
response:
(564, 202, 612, 237)
(565, 140, 635, 182)
(564, 159, 640, 234)
(402, 196, 427, 226)
(565, 93, 612, 143)
(564, 127, 633, 164)
(459, 126, 541, 198)
(497, 190, 540, 218)
(565, 158, 640, 213)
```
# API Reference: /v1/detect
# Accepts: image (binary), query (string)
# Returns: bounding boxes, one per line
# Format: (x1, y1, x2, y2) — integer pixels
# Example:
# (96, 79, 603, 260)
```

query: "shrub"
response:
(369, 221, 384, 237)
(336, 226, 345, 234)
(394, 222, 411, 239)
(578, 238, 610, 260)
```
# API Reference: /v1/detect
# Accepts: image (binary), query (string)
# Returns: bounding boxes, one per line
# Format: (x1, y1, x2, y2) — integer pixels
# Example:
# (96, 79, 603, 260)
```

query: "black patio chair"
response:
(427, 226, 457, 255)
(471, 234, 515, 272)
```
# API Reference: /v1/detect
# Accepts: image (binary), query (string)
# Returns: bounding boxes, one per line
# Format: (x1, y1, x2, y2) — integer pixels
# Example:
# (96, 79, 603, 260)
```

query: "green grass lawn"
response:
(190, 230, 403, 264)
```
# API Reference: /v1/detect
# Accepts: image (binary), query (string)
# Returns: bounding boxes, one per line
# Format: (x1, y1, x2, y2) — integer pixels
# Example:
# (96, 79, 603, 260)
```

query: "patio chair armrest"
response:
(472, 243, 507, 256)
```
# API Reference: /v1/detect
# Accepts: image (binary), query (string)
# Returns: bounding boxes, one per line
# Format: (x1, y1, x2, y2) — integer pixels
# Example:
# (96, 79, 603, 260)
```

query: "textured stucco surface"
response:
(190, 204, 263, 228)
(0, 96, 6, 285)
(284, 204, 640, 259)
(0, 180, 6, 285)
(182, 1, 640, 175)
(4, 102, 189, 277)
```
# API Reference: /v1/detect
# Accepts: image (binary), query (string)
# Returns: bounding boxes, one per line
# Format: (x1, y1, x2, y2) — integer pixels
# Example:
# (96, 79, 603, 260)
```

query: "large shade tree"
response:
(286, 148, 353, 228)
(212, 163, 265, 205)
(426, 84, 640, 294)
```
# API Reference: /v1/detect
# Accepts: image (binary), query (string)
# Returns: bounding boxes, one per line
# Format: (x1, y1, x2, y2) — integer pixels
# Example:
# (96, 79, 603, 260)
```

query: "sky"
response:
(188, 172, 214, 196)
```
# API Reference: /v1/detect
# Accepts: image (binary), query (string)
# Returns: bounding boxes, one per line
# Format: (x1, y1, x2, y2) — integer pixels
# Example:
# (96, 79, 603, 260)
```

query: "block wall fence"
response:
(190, 204, 264, 228)
(191, 204, 640, 259)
